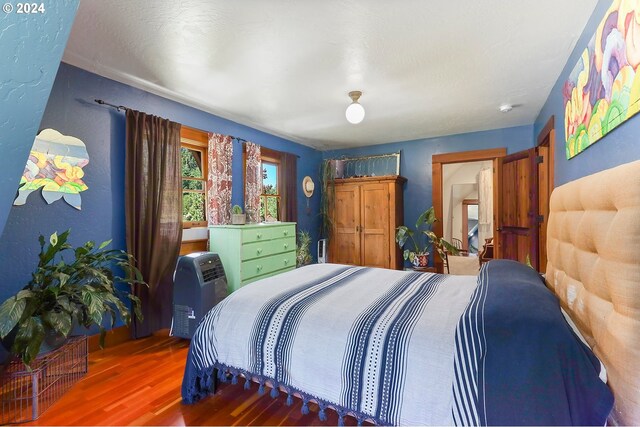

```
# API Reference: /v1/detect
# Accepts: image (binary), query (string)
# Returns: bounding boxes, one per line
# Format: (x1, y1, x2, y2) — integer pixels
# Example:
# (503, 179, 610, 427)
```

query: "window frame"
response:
(181, 126, 209, 229)
(260, 156, 282, 221)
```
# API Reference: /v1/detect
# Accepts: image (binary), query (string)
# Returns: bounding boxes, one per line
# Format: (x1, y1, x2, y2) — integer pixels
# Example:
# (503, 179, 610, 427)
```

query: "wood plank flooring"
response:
(23, 332, 365, 426)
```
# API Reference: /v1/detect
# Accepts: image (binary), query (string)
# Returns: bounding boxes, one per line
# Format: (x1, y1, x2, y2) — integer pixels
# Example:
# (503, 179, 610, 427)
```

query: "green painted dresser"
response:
(209, 222, 297, 293)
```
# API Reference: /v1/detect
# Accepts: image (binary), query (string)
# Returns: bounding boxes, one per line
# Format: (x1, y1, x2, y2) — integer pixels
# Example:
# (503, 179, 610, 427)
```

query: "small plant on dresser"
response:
(231, 205, 246, 225)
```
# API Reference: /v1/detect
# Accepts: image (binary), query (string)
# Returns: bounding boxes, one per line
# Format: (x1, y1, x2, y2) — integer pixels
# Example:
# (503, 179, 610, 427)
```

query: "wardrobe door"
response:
(360, 183, 390, 268)
(331, 183, 361, 265)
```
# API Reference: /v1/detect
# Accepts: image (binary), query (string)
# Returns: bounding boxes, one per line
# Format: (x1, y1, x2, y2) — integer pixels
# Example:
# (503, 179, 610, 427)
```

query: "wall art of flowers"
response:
(564, 0, 640, 159)
(14, 129, 89, 209)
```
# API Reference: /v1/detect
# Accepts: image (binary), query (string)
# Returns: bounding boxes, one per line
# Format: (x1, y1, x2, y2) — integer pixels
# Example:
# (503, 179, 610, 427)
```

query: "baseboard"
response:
(88, 325, 131, 353)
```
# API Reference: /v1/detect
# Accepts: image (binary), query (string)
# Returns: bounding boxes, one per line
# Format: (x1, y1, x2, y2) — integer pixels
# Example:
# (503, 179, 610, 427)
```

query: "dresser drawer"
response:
(241, 251, 296, 280)
(243, 266, 296, 286)
(241, 224, 296, 244)
(242, 237, 295, 260)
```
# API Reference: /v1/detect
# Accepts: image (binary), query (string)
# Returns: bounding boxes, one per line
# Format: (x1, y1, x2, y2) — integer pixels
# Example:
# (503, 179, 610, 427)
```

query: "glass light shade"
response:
(345, 102, 365, 124)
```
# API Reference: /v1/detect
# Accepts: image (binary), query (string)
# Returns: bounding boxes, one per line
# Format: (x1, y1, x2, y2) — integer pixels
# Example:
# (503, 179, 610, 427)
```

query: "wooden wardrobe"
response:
(329, 175, 406, 270)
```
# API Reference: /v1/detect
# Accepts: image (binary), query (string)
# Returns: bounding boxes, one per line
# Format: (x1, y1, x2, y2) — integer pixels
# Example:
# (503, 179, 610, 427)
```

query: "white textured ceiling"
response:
(63, 0, 598, 150)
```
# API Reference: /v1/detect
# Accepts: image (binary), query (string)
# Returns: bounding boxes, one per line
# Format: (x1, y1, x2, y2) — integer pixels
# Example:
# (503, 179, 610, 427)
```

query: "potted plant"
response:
(396, 207, 459, 268)
(231, 205, 246, 225)
(0, 230, 145, 366)
(319, 160, 335, 240)
(296, 230, 313, 267)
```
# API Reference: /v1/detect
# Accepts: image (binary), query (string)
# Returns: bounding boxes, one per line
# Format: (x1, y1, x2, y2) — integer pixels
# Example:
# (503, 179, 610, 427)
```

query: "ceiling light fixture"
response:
(345, 91, 365, 124)
(499, 104, 513, 113)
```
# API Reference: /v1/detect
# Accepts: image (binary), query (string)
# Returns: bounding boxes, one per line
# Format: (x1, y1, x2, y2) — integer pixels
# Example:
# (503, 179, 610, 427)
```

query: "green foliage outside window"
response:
(181, 147, 206, 223)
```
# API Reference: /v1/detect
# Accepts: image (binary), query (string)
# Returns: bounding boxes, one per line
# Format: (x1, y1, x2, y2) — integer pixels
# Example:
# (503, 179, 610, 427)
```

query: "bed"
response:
(182, 160, 640, 426)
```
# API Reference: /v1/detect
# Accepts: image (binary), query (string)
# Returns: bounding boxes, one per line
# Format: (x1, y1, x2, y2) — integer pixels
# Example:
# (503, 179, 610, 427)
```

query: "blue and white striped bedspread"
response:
(181, 261, 612, 425)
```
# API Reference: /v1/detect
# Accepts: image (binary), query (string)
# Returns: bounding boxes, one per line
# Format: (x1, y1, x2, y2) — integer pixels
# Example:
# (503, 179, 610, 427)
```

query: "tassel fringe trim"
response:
(183, 362, 384, 425)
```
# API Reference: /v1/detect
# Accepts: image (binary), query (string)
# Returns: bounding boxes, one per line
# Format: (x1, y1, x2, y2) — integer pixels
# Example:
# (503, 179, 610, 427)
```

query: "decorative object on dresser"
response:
(209, 222, 296, 293)
(396, 206, 459, 270)
(231, 204, 246, 225)
(329, 175, 405, 269)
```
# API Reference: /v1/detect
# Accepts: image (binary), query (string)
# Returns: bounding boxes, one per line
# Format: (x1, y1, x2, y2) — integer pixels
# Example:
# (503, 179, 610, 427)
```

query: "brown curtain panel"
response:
(125, 109, 183, 339)
(282, 152, 298, 222)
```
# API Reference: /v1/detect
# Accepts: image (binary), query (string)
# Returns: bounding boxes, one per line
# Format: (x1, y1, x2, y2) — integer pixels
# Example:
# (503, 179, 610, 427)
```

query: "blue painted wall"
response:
(324, 125, 534, 260)
(534, 0, 640, 186)
(0, 1, 79, 237)
(0, 63, 322, 303)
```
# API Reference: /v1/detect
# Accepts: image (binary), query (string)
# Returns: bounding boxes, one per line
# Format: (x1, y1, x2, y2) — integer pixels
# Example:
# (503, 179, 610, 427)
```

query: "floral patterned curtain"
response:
(244, 142, 262, 223)
(207, 133, 233, 225)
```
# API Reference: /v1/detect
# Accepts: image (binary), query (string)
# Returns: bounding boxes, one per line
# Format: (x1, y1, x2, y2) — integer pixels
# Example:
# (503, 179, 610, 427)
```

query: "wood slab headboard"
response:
(546, 160, 640, 426)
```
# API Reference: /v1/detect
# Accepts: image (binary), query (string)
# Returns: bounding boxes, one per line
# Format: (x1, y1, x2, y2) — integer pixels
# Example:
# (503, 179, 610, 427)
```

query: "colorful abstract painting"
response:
(564, 0, 640, 159)
(14, 129, 89, 210)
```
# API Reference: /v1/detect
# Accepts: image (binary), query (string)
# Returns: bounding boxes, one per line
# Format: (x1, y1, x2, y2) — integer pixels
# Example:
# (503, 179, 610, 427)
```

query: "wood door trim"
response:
(432, 148, 507, 164)
(536, 116, 555, 147)
(536, 115, 555, 272)
(432, 147, 506, 272)
(537, 116, 555, 191)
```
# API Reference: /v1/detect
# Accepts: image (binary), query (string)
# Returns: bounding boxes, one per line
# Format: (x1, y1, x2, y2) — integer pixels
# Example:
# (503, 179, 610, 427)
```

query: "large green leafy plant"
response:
(0, 230, 145, 365)
(396, 207, 459, 265)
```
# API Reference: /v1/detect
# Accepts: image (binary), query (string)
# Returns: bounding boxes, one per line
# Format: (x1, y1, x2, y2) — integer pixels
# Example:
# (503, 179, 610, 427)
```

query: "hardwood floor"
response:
(24, 332, 364, 426)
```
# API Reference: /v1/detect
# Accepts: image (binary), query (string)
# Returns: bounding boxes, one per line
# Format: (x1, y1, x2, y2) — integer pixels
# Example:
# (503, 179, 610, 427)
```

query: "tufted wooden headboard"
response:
(546, 160, 640, 426)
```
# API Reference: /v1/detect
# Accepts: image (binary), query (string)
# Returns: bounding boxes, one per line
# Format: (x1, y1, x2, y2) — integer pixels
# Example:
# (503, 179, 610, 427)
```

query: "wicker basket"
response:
(1, 335, 88, 424)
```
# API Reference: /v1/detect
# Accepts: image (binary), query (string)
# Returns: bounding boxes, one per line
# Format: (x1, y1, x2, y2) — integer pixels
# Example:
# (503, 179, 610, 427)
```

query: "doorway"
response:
(432, 148, 507, 273)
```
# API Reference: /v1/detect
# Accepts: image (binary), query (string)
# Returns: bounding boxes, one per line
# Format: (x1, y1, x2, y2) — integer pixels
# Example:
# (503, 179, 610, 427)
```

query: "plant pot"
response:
(39, 329, 67, 355)
(412, 253, 429, 268)
(231, 213, 246, 225)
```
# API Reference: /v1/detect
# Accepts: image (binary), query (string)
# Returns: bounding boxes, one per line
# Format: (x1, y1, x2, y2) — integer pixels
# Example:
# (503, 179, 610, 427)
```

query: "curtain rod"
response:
(230, 135, 247, 143)
(95, 100, 301, 159)
(94, 99, 128, 111)
(234, 136, 301, 158)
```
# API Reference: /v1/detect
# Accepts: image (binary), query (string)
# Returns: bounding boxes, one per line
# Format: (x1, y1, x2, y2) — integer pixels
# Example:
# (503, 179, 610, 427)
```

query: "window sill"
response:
(182, 227, 208, 242)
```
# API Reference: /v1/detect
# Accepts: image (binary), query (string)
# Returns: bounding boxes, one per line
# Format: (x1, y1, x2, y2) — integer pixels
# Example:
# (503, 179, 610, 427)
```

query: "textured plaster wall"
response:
(534, 0, 640, 185)
(0, 63, 323, 308)
(0, 0, 79, 236)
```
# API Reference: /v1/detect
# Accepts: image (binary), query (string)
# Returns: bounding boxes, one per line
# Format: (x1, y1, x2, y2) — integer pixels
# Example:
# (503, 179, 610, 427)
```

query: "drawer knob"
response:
(257, 265, 263, 271)
(257, 248, 263, 254)
(257, 233, 263, 239)
(284, 259, 289, 265)
(284, 243, 288, 249)
(284, 230, 289, 236)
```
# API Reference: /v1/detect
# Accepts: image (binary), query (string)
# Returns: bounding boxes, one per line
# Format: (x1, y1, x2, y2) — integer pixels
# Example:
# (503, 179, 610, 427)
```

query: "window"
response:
(261, 161, 281, 221)
(181, 127, 208, 228)
(244, 145, 296, 223)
